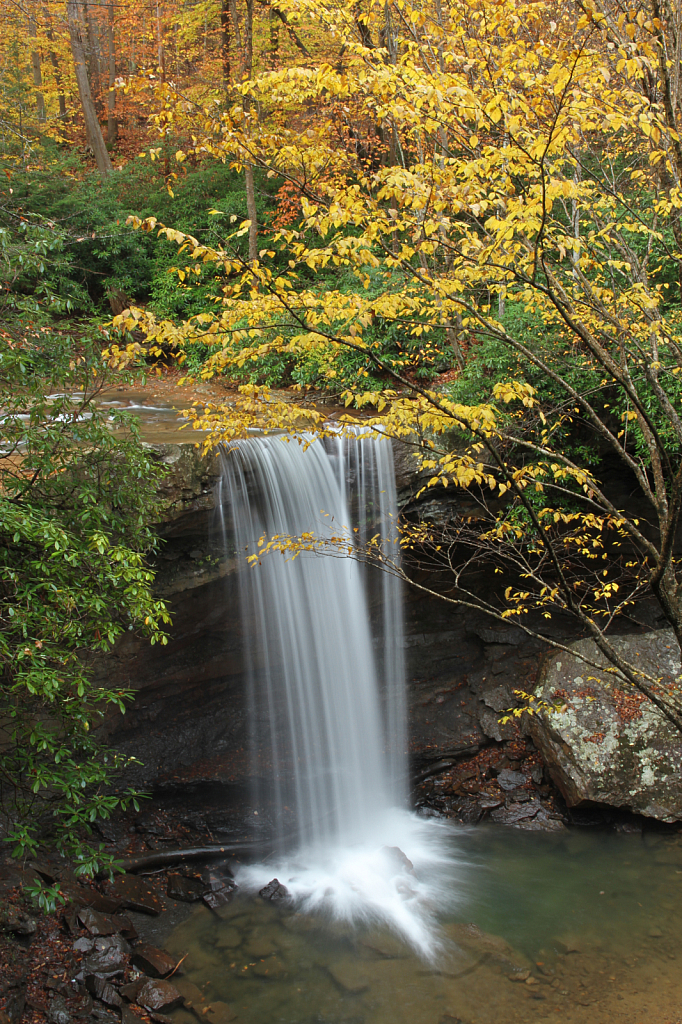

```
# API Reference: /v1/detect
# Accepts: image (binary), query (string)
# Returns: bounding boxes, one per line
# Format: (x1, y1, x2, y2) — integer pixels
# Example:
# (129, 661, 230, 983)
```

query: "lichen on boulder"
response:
(529, 630, 682, 821)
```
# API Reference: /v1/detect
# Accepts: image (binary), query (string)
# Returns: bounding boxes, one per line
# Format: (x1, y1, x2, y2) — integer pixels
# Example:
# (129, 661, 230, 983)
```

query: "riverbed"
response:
(163, 825, 682, 1024)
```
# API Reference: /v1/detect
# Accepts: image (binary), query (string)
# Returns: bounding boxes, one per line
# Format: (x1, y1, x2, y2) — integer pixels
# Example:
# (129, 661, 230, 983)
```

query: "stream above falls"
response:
(163, 824, 682, 1024)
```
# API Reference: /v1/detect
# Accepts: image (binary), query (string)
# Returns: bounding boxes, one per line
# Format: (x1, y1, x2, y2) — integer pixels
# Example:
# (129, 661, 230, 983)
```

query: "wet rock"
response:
(478, 791, 504, 810)
(84, 977, 122, 1008)
(120, 979, 146, 1002)
(1, 907, 37, 935)
(509, 970, 531, 982)
(78, 908, 119, 937)
(104, 876, 163, 915)
(517, 808, 567, 832)
(258, 878, 289, 901)
(497, 769, 528, 791)
(73, 937, 95, 954)
(490, 801, 540, 825)
(137, 980, 184, 1013)
(201, 865, 234, 891)
(203, 885, 237, 911)
(61, 885, 122, 916)
(529, 630, 682, 821)
(167, 873, 205, 903)
(82, 935, 131, 978)
(458, 800, 483, 824)
(89, 1006, 119, 1024)
(381, 847, 415, 874)
(479, 708, 517, 742)
(132, 943, 177, 978)
(46, 997, 72, 1024)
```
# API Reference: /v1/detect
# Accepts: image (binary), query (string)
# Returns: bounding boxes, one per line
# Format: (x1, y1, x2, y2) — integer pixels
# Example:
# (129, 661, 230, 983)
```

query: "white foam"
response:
(236, 809, 460, 960)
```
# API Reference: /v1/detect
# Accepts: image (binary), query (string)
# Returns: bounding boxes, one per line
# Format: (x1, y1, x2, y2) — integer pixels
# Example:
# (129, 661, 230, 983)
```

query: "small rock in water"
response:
(649, 926, 664, 937)
(203, 884, 237, 911)
(201, 865, 234, 891)
(381, 847, 415, 875)
(167, 873, 205, 903)
(132, 943, 177, 978)
(259, 878, 289, 901)
(509, 970, 531, 982)
(136, 980, 183, 1013)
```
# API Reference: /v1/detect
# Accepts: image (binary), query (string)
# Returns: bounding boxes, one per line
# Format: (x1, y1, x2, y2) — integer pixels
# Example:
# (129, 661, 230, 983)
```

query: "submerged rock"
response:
(258, 878, 289, 901)
(529, 630, 682, 821)
(166, 873, 205, 903)
(136, 980, 183, 1013)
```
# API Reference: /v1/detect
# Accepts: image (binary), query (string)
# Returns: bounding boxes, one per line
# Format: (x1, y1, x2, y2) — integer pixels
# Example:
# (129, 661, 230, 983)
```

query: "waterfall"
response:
(215, 431, 456, 957)
(216, 431, 406, 846)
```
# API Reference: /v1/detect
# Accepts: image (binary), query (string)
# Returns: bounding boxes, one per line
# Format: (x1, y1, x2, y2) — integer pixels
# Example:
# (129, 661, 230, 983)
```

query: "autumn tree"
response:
(109, 0, 682, 725)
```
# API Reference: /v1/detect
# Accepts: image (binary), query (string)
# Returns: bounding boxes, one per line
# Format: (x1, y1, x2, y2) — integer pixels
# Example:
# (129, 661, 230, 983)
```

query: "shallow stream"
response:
(164, 824, 682, 1024)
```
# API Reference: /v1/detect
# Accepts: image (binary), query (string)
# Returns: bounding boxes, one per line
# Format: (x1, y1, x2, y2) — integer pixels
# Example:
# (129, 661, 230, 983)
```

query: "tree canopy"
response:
(106, 0, 682, 725)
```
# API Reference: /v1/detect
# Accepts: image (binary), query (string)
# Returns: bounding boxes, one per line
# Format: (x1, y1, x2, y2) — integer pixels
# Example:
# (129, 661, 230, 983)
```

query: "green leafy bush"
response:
(0, 321, 171, 875)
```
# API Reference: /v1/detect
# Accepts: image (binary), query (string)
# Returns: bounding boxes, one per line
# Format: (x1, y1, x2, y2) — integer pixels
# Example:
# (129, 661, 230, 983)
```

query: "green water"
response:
(166, 825, 682, 1024)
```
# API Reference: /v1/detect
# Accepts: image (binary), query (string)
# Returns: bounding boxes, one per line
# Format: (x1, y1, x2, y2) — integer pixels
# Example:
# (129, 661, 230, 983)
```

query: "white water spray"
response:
(216, 432, 457, 958)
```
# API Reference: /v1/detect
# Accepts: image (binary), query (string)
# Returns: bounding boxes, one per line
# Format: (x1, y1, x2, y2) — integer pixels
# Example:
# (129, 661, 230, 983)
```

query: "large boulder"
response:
(529, 630, 682, 821)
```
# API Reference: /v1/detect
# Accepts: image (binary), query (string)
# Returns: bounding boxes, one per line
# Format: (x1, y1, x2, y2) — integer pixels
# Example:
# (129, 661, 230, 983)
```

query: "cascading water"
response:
(215, 432, 456, 958)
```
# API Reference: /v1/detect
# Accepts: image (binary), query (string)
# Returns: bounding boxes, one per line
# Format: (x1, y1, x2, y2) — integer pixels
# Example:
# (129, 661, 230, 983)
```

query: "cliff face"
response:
(96, 441, 679, 827)
(96, 441, 546, 791)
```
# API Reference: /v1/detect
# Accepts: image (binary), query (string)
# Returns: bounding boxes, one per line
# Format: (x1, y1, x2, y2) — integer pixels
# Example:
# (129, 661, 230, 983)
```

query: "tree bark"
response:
(84, 0, 102, 113)
(245, 163, 258, 262)
(269, 6, 280, 63)
(243, 0, 258, 263)
(44, 5, 67, 119)
(66, 0, 112, 174)
(220, 0, 231, 91)
(28, 15, 46, 121)
(155, 0, 165, 76)
(106, 0, 117, 145)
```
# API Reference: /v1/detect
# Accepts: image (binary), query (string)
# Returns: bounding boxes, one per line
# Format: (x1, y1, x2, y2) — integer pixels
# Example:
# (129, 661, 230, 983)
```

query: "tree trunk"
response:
(243, 0, 258, 263)
(155, 0, 165, 76)
(269, 7, 280, 64)
(106, 1, 117, 145)
(84, 0, 102, 113)
(220, 0, 231, 91)
(245, 163, 258, 262)
(44, 5, 67, 119)
(28, 16, 46, 121)
(66, 0, 112, 174)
